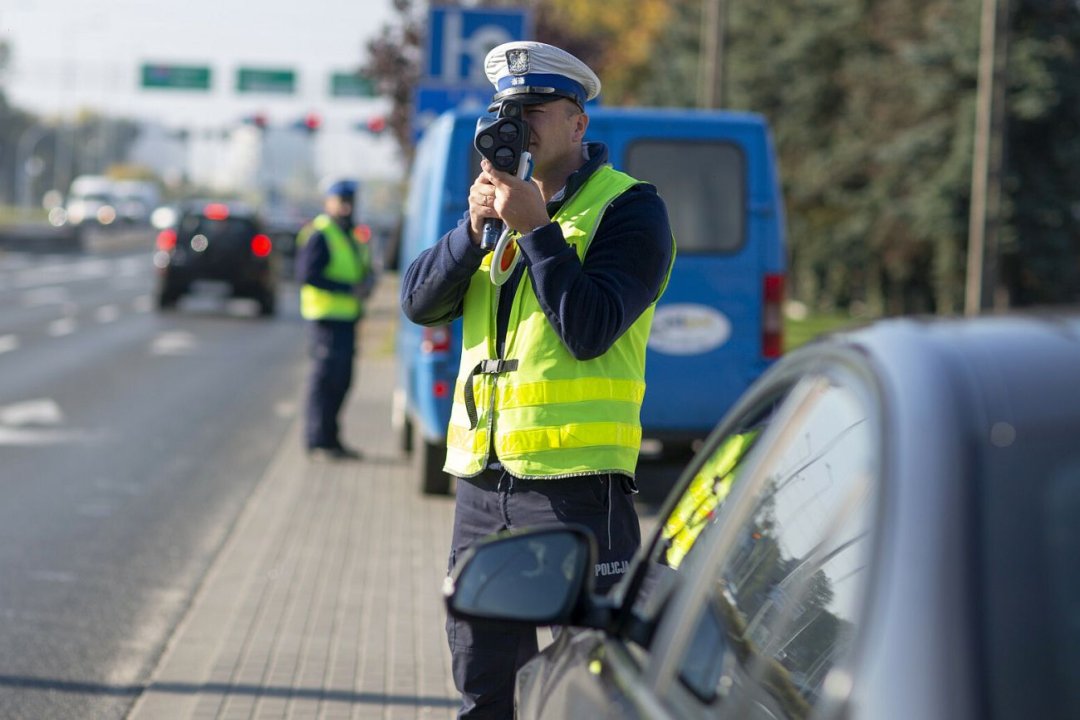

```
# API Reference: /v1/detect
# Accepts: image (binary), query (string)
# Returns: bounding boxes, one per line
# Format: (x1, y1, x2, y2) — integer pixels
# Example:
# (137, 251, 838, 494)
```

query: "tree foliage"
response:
(365, 0, 1080, 312)
(1001, 0, 1080, 305)
(723, 0, 1080, 313)
(362, 0, 424, 165)
(529, 0, 676, 104)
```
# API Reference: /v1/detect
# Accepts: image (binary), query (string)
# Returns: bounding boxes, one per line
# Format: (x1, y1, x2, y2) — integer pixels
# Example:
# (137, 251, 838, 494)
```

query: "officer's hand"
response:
(480, 159, 549, 236)
(467, 171, 499, 245)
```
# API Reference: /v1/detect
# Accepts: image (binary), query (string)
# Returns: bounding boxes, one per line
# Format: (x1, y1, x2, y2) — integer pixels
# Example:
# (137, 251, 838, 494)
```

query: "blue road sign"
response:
(412, 83, 492, 142)
(426, 7, 530, 87)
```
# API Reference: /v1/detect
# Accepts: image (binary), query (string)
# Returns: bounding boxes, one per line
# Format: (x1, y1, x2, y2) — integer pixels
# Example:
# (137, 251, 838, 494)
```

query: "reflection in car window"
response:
(661, 429, 760, 570)
(629, 394, 785, 637)
(624, 141, 745, 254)
(675, 376, 877, 714)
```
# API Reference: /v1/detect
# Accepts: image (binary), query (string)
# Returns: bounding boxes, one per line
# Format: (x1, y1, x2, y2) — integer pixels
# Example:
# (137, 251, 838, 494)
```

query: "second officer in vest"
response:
(296, 179, 374, 461)
(401, 41, 675, 719)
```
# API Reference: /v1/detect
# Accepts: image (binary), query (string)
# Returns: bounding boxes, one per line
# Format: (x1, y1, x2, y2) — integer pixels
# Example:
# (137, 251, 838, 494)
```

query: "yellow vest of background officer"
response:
(296, 215, 371, 321)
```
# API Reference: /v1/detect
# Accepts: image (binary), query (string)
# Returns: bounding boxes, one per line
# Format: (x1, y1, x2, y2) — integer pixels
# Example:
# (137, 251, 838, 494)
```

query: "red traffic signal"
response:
(356, 116, 386, 134)
(243, 113, 269, 130)
(298, 112, 322, 133)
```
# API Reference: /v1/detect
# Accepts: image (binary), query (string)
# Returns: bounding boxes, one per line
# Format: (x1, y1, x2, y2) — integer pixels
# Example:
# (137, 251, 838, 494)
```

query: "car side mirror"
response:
(444, 525, 597, 626)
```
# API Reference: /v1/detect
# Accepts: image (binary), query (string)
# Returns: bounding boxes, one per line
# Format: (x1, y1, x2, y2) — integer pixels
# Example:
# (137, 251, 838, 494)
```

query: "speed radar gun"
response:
(474, 99, 533, 285)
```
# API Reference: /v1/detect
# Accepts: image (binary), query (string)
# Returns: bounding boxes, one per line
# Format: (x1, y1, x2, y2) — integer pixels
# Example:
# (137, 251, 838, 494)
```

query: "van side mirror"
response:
(444, 525, 596, 625)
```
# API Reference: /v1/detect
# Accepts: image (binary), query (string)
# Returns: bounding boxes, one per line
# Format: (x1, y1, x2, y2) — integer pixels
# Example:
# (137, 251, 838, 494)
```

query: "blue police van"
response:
(394, 107, 786, 494)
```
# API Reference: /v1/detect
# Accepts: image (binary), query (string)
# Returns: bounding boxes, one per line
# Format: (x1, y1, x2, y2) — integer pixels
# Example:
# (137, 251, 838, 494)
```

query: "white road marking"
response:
(150, 330, 199, 355)
(0, 398, 64, 426)
(0, 335, 18, 354)
(0, 427, 93, 445)
(0, 399, 99, 446)
(47, 317, 77, 337)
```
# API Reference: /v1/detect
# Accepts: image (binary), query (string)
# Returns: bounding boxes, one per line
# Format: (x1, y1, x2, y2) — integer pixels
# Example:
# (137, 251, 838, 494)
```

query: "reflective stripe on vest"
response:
(444, 165, 676, 479)
(298, 214, 365, 321)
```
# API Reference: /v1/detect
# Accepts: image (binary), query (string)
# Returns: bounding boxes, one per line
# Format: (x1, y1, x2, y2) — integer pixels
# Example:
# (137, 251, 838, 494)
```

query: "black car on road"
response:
(446, 313, 1080, 720)
(154, 201, 277, 315)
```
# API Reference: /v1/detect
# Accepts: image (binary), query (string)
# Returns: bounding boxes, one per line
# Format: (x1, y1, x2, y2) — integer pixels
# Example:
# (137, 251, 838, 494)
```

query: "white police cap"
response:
(484, 41, 601, 110)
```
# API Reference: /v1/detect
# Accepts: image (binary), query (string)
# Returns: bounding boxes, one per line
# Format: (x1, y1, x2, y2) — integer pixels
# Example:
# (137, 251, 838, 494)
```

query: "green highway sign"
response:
(236, 67, 296, 94)
(141, 63, 212, 90)
(330, 72, 375, 98)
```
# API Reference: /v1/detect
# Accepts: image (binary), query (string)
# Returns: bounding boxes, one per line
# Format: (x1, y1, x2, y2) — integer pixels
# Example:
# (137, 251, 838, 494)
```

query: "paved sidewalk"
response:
(128, 278, 460, 719)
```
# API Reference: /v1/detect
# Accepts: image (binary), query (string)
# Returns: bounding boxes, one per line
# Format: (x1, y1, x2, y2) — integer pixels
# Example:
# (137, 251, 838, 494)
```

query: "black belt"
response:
(463, 359, 519, 430)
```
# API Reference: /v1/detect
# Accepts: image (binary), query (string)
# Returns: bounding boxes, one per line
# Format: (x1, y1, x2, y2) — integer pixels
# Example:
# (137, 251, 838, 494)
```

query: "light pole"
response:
(698, 0, 729, 109)
(964, 0, 1011, 315)
(16, 123, 52, 216)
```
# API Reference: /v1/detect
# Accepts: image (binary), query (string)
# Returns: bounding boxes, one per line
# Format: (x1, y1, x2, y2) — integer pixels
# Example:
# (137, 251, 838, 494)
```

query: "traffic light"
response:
(295, 112, 322, 134)
(356, 116, 386, 134)
(243, 113, 269, 130)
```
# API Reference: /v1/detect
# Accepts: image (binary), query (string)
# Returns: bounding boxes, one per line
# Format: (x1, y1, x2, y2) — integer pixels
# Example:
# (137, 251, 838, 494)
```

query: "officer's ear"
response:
(571, 110, 589, 144)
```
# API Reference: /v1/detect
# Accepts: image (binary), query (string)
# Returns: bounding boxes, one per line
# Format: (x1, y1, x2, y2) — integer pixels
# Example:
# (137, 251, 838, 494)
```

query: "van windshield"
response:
(625, 141, 745, 254)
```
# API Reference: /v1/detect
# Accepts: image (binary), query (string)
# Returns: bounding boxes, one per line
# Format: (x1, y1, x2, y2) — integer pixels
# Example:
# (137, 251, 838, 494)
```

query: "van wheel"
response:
(413, 423, 450, 495)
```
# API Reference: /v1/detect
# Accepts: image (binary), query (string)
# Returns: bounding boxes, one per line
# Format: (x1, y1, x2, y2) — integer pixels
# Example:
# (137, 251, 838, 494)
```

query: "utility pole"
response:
(698, 0, 729, 109)
(964, 0, 1011, 316)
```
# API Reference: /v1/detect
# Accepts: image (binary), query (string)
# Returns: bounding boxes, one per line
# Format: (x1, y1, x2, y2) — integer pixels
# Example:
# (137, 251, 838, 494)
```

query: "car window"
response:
(672, 374, 878, 715)
(629, 389, 786, 636)
(179, 216, 258, 243)
(624, 140, 745, 254)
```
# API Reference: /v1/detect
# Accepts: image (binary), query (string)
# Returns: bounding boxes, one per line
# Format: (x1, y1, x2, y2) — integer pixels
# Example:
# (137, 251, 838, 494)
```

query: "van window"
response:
(625, 141, 745, 254)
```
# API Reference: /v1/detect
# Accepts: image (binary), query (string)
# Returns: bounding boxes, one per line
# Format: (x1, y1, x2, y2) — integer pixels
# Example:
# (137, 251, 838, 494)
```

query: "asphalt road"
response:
(0, 245, 309, 718)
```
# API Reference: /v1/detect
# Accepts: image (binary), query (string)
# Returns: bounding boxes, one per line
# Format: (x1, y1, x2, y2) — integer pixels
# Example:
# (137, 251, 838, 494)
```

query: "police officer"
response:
(296, 179, 374, 461)
(401, 41, 675, 718)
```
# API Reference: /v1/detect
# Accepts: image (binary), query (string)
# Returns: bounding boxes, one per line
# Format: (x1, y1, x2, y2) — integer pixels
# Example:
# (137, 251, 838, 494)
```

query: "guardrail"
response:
(0, 222, 153, 253)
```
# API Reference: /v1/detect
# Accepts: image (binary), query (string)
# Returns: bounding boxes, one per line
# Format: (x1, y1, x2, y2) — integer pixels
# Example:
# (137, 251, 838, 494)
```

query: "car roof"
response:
(829, 313, 1080, 434)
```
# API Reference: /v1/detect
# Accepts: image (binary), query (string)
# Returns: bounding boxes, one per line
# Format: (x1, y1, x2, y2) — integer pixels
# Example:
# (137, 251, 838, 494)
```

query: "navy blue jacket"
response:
(400, 142, 672, 361)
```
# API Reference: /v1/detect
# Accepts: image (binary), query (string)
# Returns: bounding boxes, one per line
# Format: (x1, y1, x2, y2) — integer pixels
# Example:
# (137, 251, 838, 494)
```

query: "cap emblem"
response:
(506, 48, 530, 75)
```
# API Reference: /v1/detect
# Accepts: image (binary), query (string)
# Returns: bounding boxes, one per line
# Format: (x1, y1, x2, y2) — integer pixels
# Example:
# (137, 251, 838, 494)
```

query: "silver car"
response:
(445, 314, 1080, 719)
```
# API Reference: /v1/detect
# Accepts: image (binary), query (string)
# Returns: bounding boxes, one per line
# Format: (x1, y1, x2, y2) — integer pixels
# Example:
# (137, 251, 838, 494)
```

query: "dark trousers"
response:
(304, 320, 356, 449)
(446, 466, 641, 719)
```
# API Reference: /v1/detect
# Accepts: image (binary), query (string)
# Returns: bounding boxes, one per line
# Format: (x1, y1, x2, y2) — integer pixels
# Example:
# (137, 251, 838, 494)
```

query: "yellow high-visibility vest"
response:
(296, 214, 369, 321)
(444, 165, 675, 479)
